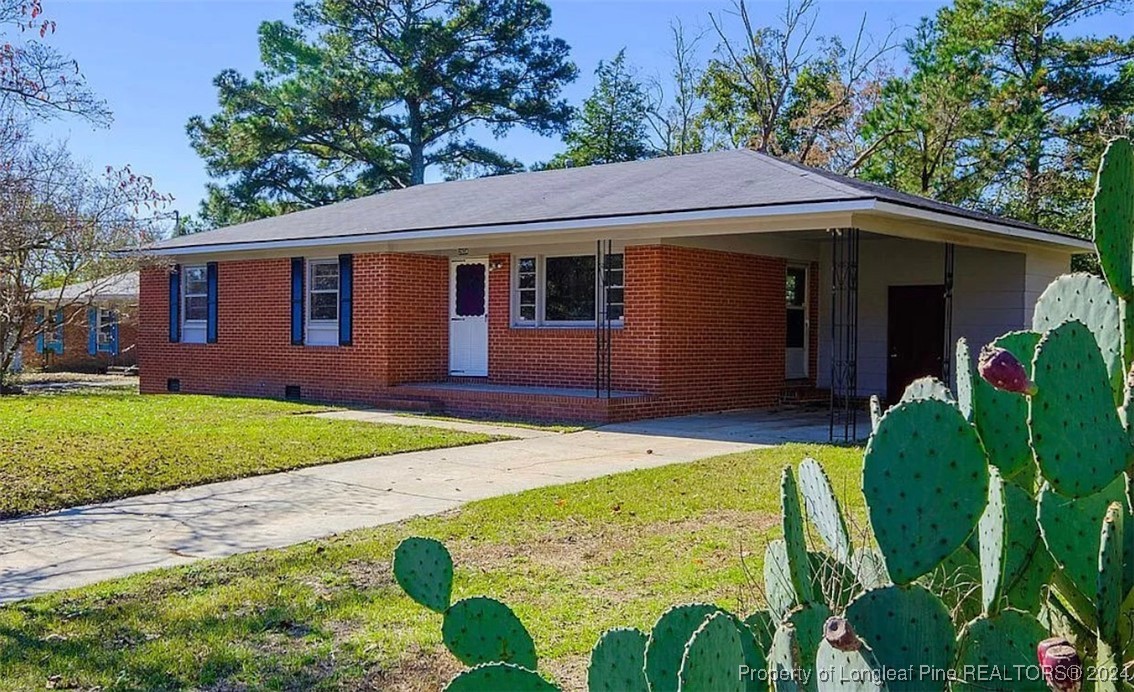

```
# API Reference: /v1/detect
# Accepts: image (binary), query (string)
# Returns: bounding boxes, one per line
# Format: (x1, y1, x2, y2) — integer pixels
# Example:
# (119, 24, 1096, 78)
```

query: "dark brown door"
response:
(887, 285, 946, 402)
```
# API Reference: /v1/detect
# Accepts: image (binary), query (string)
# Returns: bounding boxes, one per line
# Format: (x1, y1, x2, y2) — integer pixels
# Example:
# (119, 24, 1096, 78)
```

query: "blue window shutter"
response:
(87, 307, 98, 356)
(52, 309, 64, 355)
(206, 262, 218, 344)
(109, 311, 119, 356)
(169, 264, 181, 343)
(35, 308, 45, 354)
(338, 254, 353, 346)
(291, 257, 305, 345)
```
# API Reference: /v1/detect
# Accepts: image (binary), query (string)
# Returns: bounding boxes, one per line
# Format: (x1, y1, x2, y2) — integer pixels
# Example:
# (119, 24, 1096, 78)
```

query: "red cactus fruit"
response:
(978, 345, 1037, 395)
(823, 616, 861, 652)
(1037, 638, 1082, 692)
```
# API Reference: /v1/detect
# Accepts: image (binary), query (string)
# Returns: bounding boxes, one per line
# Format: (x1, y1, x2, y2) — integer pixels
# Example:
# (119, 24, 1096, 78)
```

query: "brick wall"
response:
(139, 244, 797, 421)
(138, 253, 448, 403)
(19, 303, 139, 373)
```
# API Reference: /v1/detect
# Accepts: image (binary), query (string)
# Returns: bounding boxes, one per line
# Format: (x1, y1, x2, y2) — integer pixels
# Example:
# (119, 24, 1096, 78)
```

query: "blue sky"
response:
(25, 0, 1096, 218)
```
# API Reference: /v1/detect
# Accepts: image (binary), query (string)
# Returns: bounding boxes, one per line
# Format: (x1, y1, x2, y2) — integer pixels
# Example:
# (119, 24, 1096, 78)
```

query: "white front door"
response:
(785, 265, 809, 379)
(450, 259, 489, 376)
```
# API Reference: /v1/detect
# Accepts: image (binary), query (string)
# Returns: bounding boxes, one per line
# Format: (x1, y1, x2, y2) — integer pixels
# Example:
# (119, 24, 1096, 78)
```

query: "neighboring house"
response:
(21, 273, 139, 373)
(140, 150, 1087, 425)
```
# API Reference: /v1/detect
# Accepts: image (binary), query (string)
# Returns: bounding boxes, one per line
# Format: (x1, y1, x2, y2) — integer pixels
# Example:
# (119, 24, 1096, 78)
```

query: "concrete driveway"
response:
(0, 407, 854, 603)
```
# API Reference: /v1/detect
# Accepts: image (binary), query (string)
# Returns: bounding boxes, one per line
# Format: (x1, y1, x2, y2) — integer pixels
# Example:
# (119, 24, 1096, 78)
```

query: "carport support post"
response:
(829, 228, 860, 443)
(941, 243, 955, 385)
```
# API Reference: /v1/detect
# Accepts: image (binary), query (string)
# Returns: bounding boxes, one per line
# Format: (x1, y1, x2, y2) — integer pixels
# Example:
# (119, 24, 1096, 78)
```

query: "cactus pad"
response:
(956, 337, 975, 420)
(815, 640, 881, 692)
(1037, 476, 1129, 605)
(999, 483, 1054, 613)
(851, 548, 890, 590)
(393, 537, 454, 613)
(971, 331, 1040, 480)
(644, 603, 721, 692)
(1030, 320, 1130, 497)
(953, 610, 1048, 691)
(846, 585, 955, 692)
(441, 596, 538, 670)
(444, 662, 558, 692)
(678, 612, 746, 692)
(869, 395, 883, 431)
(899, 376, 957, 405)
(1097, 502, 1125, 650)
(799, 458, 852, 565)
(587, 628, 648, 692)
(1093, 137, 1134, 300)
(782, 466, 816, 604)
(863, 398, 989, 584)
(768, 622, 802, 692)
(1032, 274, 1124, 402)
(786, 603, 832, 690)
(743, 611, 775, 655)
(764, 540, 797, 620)
(978, 468, 1007, 615)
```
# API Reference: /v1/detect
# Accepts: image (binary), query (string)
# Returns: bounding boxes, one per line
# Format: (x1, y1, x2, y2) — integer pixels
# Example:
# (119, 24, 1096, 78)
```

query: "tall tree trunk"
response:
(407, 100, 426, 186)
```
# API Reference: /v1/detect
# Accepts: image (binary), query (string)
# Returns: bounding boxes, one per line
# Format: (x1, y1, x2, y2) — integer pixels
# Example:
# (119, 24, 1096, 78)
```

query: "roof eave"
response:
(144, 196, 1093, 257)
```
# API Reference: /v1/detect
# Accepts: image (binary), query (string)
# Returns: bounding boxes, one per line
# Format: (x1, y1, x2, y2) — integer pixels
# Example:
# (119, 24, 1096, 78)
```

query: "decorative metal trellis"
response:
(595, 239, 614, 398)
(941, 243, 956, 384)
(829, 228, 860, 443)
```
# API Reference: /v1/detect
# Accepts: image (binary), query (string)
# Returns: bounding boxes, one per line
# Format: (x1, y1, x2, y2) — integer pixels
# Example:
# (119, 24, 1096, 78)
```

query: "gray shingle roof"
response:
(33, 272, 138, 303)
(153, 149, 1080, 251)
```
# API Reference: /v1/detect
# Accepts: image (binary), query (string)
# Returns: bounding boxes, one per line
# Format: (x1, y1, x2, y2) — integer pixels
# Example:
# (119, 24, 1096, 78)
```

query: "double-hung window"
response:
(513, 253, 624, 326)
(306, 259, 340, 346)
(97, 309, 116, 351)
(181, 265, 208, 343)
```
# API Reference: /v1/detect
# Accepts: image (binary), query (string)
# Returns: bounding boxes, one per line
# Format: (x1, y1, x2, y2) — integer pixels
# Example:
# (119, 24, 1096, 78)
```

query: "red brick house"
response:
(20, 273, 139, 374)
(140, 151, 1087, 425)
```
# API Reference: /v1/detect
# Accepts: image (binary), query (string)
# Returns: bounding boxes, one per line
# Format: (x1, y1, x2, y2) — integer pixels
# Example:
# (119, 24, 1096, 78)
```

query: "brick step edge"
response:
(372, 397, 443, 413)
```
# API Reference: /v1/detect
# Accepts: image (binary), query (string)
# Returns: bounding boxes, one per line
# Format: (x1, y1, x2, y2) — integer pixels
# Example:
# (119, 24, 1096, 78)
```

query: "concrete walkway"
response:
(0, 412, 792, 603)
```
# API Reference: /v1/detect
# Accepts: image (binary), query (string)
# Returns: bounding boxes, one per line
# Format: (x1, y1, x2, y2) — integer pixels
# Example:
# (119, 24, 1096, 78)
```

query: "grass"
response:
(0, 443, 865, 691)
(0, 391, 498, 518)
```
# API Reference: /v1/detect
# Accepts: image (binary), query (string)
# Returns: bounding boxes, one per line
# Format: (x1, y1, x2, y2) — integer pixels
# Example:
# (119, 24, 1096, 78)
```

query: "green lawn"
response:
(0, 443, 865, 691)
(0, 391, 497, 518)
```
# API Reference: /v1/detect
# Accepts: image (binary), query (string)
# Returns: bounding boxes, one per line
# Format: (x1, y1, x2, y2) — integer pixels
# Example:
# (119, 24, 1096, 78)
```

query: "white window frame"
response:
(511, 252, 625, 328)
(305, 258, 340, 347)
(96, 308, 116, 351)
(181, 264, 208, 344)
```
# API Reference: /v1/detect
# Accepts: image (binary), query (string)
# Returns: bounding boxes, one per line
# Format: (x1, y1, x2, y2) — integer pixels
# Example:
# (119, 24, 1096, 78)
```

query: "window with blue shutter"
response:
(338, 254, 353, 346)
(45, 310, 63, 353)
(206, 262, 218, 344)
(291, 257, 305, 345)
(87, 307, 98, 355)
(169, 264, 181, 343)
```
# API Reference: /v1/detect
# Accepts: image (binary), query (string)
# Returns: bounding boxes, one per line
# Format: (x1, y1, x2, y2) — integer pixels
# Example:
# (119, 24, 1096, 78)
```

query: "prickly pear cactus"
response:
(442, 596, 538, 670)
(393, 536, 453, 613)
(953, 610, 1048, 691)
(587, 628, 648, 692)
(445, 662, 557, 692)
(798, 458, 853, 566)
(969, 331, 1039, 480)
(845, 585, 955, 692)
(1094, 137, 1134, 302)
(1029, 320, 1130, 497)
(1032, 274, 1125, 402)
(678, 612, 746, 692)
(644, 603, 722, 692)
(863, 397, 989, 584)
